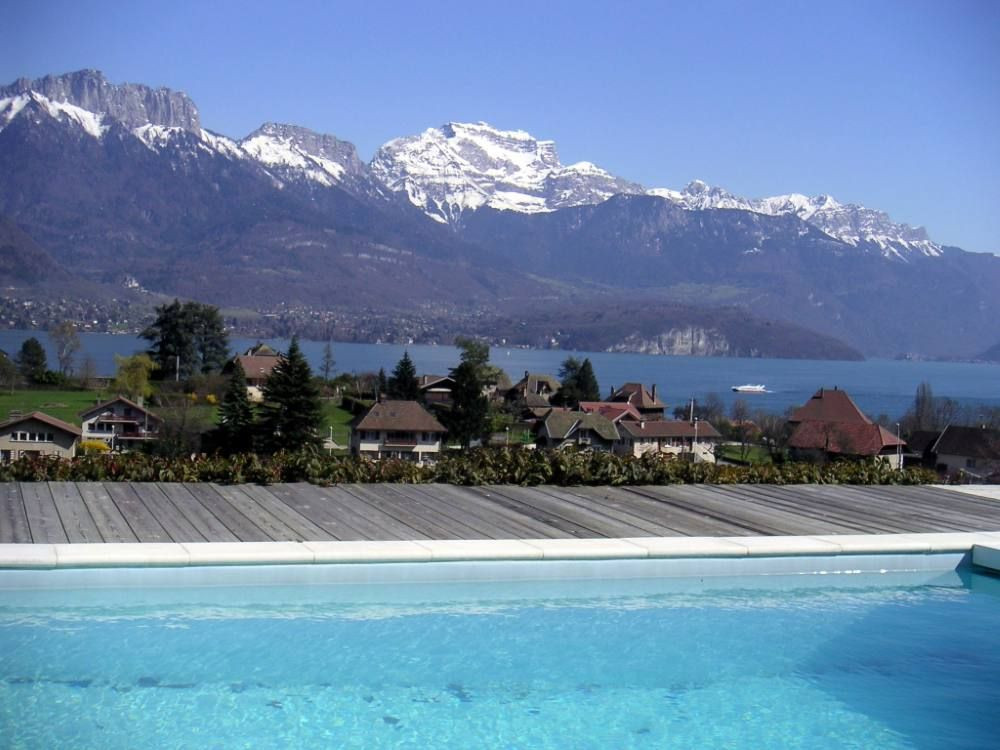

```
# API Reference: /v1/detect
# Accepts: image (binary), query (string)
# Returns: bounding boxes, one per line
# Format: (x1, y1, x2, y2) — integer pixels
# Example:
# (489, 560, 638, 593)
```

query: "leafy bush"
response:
(0, 447, 938, 486)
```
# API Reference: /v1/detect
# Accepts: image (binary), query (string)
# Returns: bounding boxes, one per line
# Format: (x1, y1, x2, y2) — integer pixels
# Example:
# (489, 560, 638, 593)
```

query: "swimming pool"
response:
(1, 560, 998, 749)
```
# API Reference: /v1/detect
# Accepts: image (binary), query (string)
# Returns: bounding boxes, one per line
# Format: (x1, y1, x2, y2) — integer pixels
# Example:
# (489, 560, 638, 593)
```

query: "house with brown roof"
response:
(230, 343, 281, 402)
(615, 419, 722, 462)
(79, 396, 161, 451)
(418, 374, 455, 407)
(506, 371, 561, 410)
(536, 411, 620, 451)
(578, 401, 643, 423)
(786, 388, 905, 467)
(0, 411, 80, 462)
(351, 400, 447, 464)
(607, 383, 666, 420)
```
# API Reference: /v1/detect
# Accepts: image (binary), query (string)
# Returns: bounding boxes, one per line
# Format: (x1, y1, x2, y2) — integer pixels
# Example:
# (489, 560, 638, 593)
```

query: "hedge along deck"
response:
(1, 483, 998, 545)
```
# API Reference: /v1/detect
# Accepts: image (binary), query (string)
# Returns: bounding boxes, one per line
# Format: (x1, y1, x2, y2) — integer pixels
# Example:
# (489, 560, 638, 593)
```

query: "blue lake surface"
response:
(1, 569, 998, 749)
(1, 330, 998, 418)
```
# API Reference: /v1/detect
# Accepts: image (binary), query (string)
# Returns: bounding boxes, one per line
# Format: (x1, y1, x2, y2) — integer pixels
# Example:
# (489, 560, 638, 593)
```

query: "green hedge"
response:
(0, 448, 937, 486)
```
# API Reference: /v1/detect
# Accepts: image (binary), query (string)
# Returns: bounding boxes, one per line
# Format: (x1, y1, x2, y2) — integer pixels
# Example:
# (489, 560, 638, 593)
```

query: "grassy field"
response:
(717, 443, 775, 465)
(323, 400, 354, 445)
(0, 389, 110, 426)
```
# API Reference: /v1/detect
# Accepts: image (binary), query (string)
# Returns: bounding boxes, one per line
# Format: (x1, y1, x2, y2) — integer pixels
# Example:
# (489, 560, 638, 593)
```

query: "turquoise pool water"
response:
(1, 567, 998, 749)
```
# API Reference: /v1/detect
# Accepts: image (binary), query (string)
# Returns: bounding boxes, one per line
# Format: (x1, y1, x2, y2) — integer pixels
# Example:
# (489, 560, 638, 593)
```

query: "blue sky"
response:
(6, 0, 999, 252)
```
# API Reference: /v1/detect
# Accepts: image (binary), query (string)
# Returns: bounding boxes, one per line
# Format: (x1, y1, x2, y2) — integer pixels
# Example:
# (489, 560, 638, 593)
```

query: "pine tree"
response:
(388, 351, 420, 400)
(218, 360, 256, 454)
(577, 358, 600, 402)
(142, 299, 229, 379)
(553, 357, 600, 408)
(377, 368, 388, 399)
(16, 337, 48, 383)
(442, 360, 488, 447)
(320, 340, 336, 383)
(258, 336, 323, 453)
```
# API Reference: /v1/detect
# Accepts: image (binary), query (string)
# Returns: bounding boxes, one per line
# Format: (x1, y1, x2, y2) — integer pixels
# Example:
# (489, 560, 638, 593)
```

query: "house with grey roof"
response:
(615, 418, 722, 463)
(351, 400, 447, 464)
(0, 411, 81, 462)
(507, 371, 561, 410)
(536, 410, 620, 451)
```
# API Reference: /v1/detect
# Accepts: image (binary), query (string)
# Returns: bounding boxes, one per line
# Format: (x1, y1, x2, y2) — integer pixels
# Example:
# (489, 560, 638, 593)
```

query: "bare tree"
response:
(51, 321, 81, 376)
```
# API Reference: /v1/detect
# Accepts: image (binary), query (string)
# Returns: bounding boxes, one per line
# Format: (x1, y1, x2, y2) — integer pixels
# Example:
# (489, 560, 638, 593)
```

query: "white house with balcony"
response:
(79, 396, 162, 451)
(615, 419, 722, 463)
(350, 400, 447, 464)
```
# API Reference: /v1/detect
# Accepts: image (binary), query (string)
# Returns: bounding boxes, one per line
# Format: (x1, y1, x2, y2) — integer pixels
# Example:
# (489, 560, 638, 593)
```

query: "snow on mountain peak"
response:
(370, 121, 639, 223)
(0, 92, 107, 138)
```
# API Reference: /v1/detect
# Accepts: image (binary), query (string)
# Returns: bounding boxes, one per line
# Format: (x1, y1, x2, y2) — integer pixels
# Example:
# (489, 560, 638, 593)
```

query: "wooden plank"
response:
(413, 484, 570, 539)
(206, 484, 302, 541)
(465, 486, 602, 538)
(47, 482, 103, 542)
(400, 484, 544, 539)
(633, 485, 793, 535)
(103, 483, 170, 543)
(76, 482, 138, 542)
(796, 485, 982, 532)
(748, 485, 912, 534)
(532, 486, 678, 536)
(571, 485, 754, 536)
(129, 483, 206, 543)
(19, 482, 68, 543)
(263, 484, 374, 540)
(183, 484, 272, 542)
(310, 485, 427, 540)
(156, 483, 239, 542)
(0, 483, 31, 543)
(483, 485, 651, 537)
(860, 486, 1000, 525)
(704, 485, 869, 534)
(343, 484, 485, 539)
(230, 484, 335, 541)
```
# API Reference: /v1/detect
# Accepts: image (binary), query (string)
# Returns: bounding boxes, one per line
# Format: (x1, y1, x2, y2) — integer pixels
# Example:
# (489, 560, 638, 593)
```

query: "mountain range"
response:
(2, 69, 998, 360)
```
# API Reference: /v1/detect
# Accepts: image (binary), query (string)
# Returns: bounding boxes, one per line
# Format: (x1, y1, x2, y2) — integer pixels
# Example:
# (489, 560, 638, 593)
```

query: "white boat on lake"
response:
(731, 384, 768, 393)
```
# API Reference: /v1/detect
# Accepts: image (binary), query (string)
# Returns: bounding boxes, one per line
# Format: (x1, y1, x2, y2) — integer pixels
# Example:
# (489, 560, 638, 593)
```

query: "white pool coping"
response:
(2, 531, 1000, 570)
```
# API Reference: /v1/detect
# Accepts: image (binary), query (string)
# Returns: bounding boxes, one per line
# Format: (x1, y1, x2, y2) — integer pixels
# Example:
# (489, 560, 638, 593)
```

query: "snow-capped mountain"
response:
(239, 122, 367, 189)
(369, 122, 641, 224)
(648, 180, 942, 259)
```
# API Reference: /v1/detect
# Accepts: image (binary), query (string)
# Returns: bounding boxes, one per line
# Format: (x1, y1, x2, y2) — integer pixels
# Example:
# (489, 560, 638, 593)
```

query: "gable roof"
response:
(541, 411, 620, 442)
(244, 342, 279, 357)
(354, 400, 446, 433)
(931, 425, 1000, 460)
(788, 421, 904, 456)
(418, 374, 454, 390)
(0, 411, 81, 437)
(619, 419, 722, 440)
(79, 396, 159, 421)
(609, 383, 665, 410)
(789, 388, 870, 424)
(235, 354, 281, 380)
(578, 401, 643, 422)
(508, 372, 560, 397)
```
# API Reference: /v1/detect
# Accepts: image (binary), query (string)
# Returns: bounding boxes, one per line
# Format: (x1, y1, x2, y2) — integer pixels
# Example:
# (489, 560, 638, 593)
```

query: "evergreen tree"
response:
(388, 351, 420, 400)
(442, 360, 488, 447)
(320, 340, 336, 383)
(16, 337, 48, 383)
(258, 336, 323, 453)
(377, 368, 388, 399)
(554, 356, 600, 408)
(576, 358, 600, 402)
(217, 360, 256, 454)
(142, 299, 229, 379)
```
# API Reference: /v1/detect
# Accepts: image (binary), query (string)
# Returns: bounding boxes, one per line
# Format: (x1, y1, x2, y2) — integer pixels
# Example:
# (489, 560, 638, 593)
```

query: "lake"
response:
(1, 330, 998, 419)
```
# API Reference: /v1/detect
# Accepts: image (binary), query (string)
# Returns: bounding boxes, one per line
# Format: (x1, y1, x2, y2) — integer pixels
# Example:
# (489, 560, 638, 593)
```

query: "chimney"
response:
(652, 384, 657, 401)
(609, 385, 615, 398)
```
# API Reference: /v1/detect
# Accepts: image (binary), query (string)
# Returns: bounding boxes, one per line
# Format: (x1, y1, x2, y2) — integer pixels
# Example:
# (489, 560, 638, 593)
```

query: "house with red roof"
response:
(229, 343, 282, 402)
(787, 388, 905, 467)
(607, 383, 667, 420)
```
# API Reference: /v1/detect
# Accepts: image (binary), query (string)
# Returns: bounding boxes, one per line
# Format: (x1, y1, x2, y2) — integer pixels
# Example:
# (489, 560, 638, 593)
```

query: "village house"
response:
(79, 396, 162, 451)
(615, 419, 723, 463)
(912, 425, 1000, 480)
(506, 372, 561, 410)
(578, 401, 644, 424)
(786, 387, 905, 467)
(536, 411, 620, 451)
(230, 343, 281, 402)
(417, 374, 455, 408)
(0, 412, 81, 462)
(351, 400, 447, 464)
(607, 383, 667, 420)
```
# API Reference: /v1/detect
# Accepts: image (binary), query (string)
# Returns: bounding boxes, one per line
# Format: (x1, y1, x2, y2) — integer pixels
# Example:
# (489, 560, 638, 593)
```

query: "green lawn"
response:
(717, 443, 775, 465)
(0, 388, 110, 426)
(323, 401, 354, 445)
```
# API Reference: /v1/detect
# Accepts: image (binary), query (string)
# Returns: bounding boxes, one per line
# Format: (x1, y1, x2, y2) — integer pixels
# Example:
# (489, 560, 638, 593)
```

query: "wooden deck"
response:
(2, 483, 999, 544)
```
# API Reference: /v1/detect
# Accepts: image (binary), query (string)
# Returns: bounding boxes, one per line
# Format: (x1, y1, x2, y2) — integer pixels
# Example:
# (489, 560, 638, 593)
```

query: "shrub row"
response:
(0, 448, 938, 486)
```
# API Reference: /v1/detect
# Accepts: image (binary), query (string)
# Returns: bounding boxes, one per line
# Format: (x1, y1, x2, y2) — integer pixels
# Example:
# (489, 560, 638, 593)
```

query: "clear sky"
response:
(5, 0, 999, 252)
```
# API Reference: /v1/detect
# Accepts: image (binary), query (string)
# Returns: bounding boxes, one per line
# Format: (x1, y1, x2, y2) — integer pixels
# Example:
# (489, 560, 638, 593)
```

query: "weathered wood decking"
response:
(1, 483, 999, 544)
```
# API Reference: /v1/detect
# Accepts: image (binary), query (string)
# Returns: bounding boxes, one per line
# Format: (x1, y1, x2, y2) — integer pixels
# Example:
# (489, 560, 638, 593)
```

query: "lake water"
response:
(1, 330, 998, 419)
